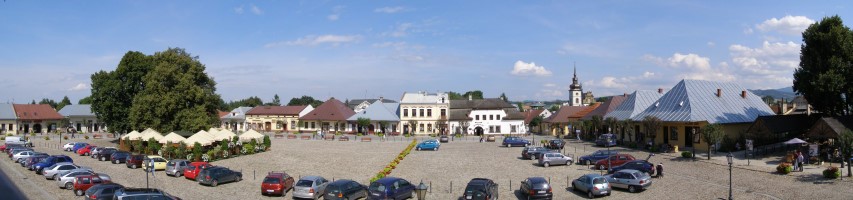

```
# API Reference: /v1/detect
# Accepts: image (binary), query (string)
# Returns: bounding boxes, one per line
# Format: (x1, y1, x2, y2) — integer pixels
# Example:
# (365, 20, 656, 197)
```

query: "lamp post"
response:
(726, 152, 733, 200)
(692, 129, 697, 160)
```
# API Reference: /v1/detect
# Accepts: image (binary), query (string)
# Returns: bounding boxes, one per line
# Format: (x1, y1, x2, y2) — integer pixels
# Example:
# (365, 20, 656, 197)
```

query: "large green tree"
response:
(701, 123, 726, 160)
(38, 98, 57, 108)
(56, 96, 72, 111)
(78, 96, 93, 104)
(837, 130, 853, 178)
(222, 96, 264, 110)
(128, 48, 221, 133)
(91, 51, 153, 133)
(287, 95, 323, 107)
(793, 15, 853, 116)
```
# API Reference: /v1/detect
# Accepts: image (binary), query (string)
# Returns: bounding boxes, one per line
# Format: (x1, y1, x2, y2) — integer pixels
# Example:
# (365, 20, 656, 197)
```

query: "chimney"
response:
(781, 98, 788, 114)
(657, 88, 663, 94)
(716, 89, 721, 97)
(741, 90, 747, 98)
(468, 94, 472, 101)
(623, 93, 628, 97)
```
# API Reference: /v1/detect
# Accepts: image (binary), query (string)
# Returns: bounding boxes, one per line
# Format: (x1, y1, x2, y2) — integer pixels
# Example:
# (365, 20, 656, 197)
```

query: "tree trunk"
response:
(708, 146, 712, 160)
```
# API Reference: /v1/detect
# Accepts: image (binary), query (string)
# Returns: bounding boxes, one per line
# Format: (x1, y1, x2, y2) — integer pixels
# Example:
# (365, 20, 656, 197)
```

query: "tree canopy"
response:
(287, 95, 323, 107)
(221, 96, 264, 110)
(91, 51, 153, 133)
(448, 90, 484, 100)
(78, 96, 93, 105)
(57, 96, 72, 111)
(793, 15, 853, 116)
(701, 123, 725, 160)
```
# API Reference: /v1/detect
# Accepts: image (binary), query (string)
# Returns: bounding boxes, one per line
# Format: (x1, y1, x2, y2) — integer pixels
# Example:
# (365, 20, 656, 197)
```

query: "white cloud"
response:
(543, 83, 557, 87)
(644, 53, 711, 70)
(265, 34, 362, 47)
(328, 5, 344, 21)
(599, 77, 626, 88)
(756, 15, 814, 35)
(707, 41, 715, 47)
(743, 27, 754, 35)
(250, 4, 263, 15)
(374, 6, 405, 13)
(234, 6, 244, 14)
(327, 14, 339, 21)
(387, 23, 413, 37)
(642, 71, 655, 78)
(510, 60, 553, 77)
(728, 41, 800, 86)
(68, 83, 89, 91)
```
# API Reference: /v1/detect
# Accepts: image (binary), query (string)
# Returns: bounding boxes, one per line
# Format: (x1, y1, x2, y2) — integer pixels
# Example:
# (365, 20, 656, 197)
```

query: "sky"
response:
(1, 1, 851, 104)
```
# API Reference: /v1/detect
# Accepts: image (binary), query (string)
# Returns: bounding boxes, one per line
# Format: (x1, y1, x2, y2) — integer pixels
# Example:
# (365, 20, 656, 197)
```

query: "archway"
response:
(264, 122, 272, 132)
(33, 124, 42, 133)
(368, 124, 375, 134)
(474, 127, 484, 136)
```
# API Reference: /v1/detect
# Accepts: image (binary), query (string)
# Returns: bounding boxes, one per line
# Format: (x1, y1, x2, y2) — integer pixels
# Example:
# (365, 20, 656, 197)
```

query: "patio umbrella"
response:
(784, 138, 807, 144)
(184, 132, 214, 146)
(239, 129, 265, 142)
(159, 132, 187, 144)
(122, 131, 142, 140)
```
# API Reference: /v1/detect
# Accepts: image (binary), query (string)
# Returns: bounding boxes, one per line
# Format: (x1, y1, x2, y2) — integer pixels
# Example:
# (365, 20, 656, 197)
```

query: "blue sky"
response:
(0, 1, 850, 104)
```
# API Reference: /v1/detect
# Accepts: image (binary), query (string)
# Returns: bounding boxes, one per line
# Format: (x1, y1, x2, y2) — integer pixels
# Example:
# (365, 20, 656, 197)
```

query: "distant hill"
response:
(749, 87, 797, 100)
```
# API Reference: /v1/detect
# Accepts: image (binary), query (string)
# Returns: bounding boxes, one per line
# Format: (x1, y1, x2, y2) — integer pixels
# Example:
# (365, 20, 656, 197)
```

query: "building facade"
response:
(58, 104, 106, 133)
(14, 104, 64, 134)
(299, 98, 355, 133)
(347, 101, 400, 134)
(399, 92, 449, 135)
(0, 104, 17, 135)
(447, 98, 525, 135)
(221, 107, 253, 133)
(245, 105, 313, 133)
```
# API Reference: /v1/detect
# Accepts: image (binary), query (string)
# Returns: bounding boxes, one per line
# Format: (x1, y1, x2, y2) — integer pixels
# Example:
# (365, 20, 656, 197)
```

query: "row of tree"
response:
(217, 94, 325, 111)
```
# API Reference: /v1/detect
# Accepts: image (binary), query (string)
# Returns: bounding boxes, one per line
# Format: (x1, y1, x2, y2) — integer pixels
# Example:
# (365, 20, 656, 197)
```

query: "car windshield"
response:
(326, 185, 341, 193)
(532, 183, 549, 189)
(368, 182, 386, 192)
(296, 180, 314, 187)
(592, 177, 606, 184)
(263, 177, 280, 184)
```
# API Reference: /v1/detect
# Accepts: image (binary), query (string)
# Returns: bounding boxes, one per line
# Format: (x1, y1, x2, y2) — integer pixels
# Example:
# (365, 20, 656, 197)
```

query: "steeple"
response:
(570, 62, 582, 90)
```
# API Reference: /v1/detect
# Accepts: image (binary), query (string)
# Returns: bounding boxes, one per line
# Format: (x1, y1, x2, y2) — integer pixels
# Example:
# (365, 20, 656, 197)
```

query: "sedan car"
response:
(110, 151, 130, 164)
(367, 177, 415, 200)
(113, 188, 178, 200)
(184, 162, 212, 180)
(20, 154, 48, 168)
(594, 154, 636, 170)
(63, 142, 77, 151)
(43, 162, 86, 180)
(141, 156, 168, 171)
(56, 170, 97, 189)
(571, 174, 611, 198)
(90, 147, 115, 158)
(416, 140, 439, 151)
(165, 159, 190, 177)
(521, 147, 548, 160)
(578, 150, 619, 165)
(538, 152, 573, 167)
(33, 155, 73, 174)
(463, 178, 499, 200)
(95, 148, 117, 161)
(519, 177, 552, 200)
(76, 145, 97, 156)
(606, 169, 652, 193)
(12, 150, 36, 163)
(293, 176, 330, 200)
(84, 183, 124, 200)
(502, 136, 530, 147)
(324, 179, 367, 200)
(198, 166, 242, 187)
(608, 160, 656, 175)
(71, 143, 89, 152)
(261, 171, 295, 196)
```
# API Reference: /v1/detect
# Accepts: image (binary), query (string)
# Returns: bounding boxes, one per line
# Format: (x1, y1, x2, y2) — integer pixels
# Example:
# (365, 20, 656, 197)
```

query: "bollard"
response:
(509, 179, 511, 191)
(548, 177, 551, 184)
(429, 181, 432, 193)
(567, 176, 569, 188)
(450, 181, 452, 194)
(253, 170, 255, 180)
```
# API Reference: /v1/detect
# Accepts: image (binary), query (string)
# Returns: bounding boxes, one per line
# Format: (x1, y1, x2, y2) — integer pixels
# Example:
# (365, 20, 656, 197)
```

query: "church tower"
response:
(568, 64, 583, 106)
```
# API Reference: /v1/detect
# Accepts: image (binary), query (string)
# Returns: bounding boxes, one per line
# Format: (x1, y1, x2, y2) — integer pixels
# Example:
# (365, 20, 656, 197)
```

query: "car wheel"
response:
(65, 182, 73, 190)
(629, 185, 637, 193)
(571, 183, 577, 191)
(543, 162, 550, 167)
(112, 160, 116, 164)
(567, 161, 572, 166)
(587, 190, 594, 198)
(131, 164, 137, 169)
(100, 157, 105, 161)
(212, 180, 218, 187)
(53, 174, 57, 180)
(177, 171, 183, 177)
(237, 176, 242, 182)
(75, 189, 83, 196)
(416, 147, 420, 151)
(585, 160, 592, 165)
(506, 144, 510, 147)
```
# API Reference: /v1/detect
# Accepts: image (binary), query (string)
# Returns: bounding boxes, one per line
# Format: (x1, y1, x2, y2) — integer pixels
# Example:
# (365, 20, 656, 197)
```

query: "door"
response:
(684, 127, 694, 148)
(475, 127, 484, 136)
(662, 126, 669, 144)
(264, 122, 272, 132)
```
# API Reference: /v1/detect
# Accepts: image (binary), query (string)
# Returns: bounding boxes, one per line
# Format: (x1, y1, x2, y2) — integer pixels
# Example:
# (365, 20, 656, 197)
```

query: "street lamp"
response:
(726, 152, 733, 200)
(692, 129, 697, 160)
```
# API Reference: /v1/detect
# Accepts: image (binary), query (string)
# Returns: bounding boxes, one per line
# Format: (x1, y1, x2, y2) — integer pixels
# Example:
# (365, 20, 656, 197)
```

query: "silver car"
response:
(55, 170, 95, 189)
(90, 147, 115, 158)
(606, 169, 652, 193)
(292, 176, 330, 199)
(43, 162, 86, 180)
(572, 174, 611, 198)
(12, 151, 36, 163)
(165, 159, 190, 177)
(538, 152, 573, 167)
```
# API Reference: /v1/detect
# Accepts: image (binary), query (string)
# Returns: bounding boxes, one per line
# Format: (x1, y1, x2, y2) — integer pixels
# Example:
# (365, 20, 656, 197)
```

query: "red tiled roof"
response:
(13, 104, 64, 120)
(246, 106, 308, 116)
(299, 98, 355, 121)
(218, 111, 230, 118)
(547, 103, 599, 123)
(582, 96, 627, 120)
(523, 109, 545, 124)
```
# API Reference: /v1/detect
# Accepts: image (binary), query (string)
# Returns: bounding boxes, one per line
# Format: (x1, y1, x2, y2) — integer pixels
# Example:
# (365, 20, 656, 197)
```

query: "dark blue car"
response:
(367, 177, 415, 200)
(608, 160, 656, 175)
(502, 137, 530, 147)
(72, 143, 89, 152)
(578, 150, 618, 165)
(33, 155, 73, 174)
(595, 134, 617, 147)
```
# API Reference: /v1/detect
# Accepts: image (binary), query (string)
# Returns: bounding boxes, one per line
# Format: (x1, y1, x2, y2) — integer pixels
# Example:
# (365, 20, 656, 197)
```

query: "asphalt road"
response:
(0, 165, 28, 200)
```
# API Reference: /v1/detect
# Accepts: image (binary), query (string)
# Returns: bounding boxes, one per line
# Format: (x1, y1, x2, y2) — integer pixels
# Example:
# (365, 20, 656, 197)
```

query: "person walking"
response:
(656, 163, 664, 178)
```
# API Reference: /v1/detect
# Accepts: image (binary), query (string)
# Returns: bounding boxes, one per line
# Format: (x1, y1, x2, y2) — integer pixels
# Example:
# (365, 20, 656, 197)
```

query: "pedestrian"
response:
(797, 151, 805, 172)
(479, 136, 484, 143)
(656, 163, 664, 178)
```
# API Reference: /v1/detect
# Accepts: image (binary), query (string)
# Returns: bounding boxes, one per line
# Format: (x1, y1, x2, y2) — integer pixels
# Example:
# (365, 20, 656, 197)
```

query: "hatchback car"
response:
(84, 183, 124, 200)
(608, 160, 656, 175)
(463, 178, 499, 200)
(261, 171, 295, 196)
(20, 154, 48, 168)
(34, 155, 73, 174)
(125, 154, 145, 169)
(578, 150, 619, 165)
(165, 159, 190, 177)
(595, 134, 617, 147)
(293, 176, 330, 200)
(63, 142, 77, 151)
(142, 156, 168, 171)
(8, 148, 33, 158)
(606, 169, 652, 193)
(198, 166, 243, 187)
(538, 152, 573, 167)
(594, 154, 637, 170)
(90, 147, 115, 158)
(519, 177, 552, 200)
(547, 139, 565, 149)
(324, 179, 367, 200)
(571, 174, 611, 198)
(43, 162, 86, 180)
(502, 136, 530, 147)
(73, 174, 108, 196)
(416, 140, 439, 151)
(77, 145, 97, 156)
(12, 150, 36, 163)
(367, 177, 415, 200)
(95, 148, 117, 161)
(56, 170, 96, 189)
(110, 151, 130, 164)
(71, 143, 89, 152)
(521, 147, 547, 160)
(183, 162, 212, 180)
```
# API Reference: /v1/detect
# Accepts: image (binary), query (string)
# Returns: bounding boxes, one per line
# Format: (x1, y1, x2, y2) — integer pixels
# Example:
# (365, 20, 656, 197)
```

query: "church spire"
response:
(569, 62, 581, 91)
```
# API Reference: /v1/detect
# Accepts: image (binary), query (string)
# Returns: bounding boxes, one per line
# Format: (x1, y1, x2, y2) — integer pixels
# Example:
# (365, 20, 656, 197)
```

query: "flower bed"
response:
(370, 139, 417, 182)
(776, 163, 793, 174)
(823, 166, 840, 179)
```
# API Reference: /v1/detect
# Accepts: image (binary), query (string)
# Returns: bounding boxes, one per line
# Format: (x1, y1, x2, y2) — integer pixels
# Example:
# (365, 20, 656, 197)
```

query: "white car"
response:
(12, 151, 36, 163)
(63, 142, 77, 151)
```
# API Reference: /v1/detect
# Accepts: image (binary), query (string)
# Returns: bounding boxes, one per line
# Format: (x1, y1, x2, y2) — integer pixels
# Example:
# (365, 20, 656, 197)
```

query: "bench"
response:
(274, 134, 284, 139)
(287, 135, 297, 139)
(324, 135, 335, 141)
(301, 135, 311, 140)
(338, 136, 349, 141)
(361, 137, 372, 142)
(106, 134, 115, 138)
(92, 134, 103, 139)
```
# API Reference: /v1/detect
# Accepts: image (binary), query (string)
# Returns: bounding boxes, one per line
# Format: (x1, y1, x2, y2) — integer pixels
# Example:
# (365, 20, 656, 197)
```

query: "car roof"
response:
(299, 176, 323, 181)
(526, 177, 547, 183)
(616, 169, 642, 173)
(468, 178, 493, 185)
(329, 179, 356, 185)
(584, 174, 605, 178)
(145, 155, 164, 159)
(374, 177, 403, 184)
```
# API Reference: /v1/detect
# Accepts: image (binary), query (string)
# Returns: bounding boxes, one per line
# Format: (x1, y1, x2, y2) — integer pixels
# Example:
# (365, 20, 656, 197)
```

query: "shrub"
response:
(84, 135, 90, 140)
(5, 133, 12, 136)
(335, 132, 342, 136)
(263, 135, 271, 150)
(63, 135, 69, 140)
(681, 151, 693, 158)
(29, 133, 35, 137)
(357, 133, 363, 136)
(192, 142, 202, 161)
(776, 163, 793, 174)
(1, 136, 5, 140)
(243, 143, 256, 155)
(44, 136, 49, 140)
(824, 167, 840, 179)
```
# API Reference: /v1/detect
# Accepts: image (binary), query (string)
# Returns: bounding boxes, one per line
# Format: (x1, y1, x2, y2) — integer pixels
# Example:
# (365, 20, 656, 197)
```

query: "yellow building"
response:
(299, 98, 355, 133)
(1, 104, 17, 135)
(245, 105, 313, 133)
(399, 92, 449, 135)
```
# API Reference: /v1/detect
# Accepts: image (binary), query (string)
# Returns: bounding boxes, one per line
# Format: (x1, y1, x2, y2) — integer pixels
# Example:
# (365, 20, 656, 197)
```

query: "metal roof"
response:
(631, 80, 775, 124)
(0, 104, 15, 120)
(605, 90, 663, 120)
(222, 107, 253, 120)
(400, 92, 449, 104)
(58, 104, 95, 117)
(347, 102, 400, 122)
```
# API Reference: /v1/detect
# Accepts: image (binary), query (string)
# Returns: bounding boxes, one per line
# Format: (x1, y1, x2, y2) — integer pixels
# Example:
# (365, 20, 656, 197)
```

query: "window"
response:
(419, 109, 424, 117)
(489, 126, 494, 133)
(427, 124, 432, 132)
(310, 122, 315, 129)
(419, 124, 424, 131)
(303, 122, 308, 129)
(403, 109, 408, 117)
(427, 109, 432, 117)
(440, 109, 446, 117)
(291, 121, 296, 129)
(670, 127, 678, 140)
(489, 115, 494, 120)
(475, 115, 480, 120)
(511, 125, 516, 133)
(276, 122, 281, 129)
(497, 115, 501, 120)
(496, 126, 501, 133)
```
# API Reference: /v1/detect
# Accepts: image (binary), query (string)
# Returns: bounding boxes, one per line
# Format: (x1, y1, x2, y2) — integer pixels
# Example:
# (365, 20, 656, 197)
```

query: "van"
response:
(5, 136, 32, 147)
(595, 134, 617, 147)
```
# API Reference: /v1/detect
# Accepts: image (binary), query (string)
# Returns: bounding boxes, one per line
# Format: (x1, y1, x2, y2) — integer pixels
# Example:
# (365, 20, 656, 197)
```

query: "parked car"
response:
(8, 147, 33, 158)
(142, 156, 168, 171)
(367, 177, 415, 200)
(595, 134, 617, 147)
(572, 174, 611, 198)
(5, 136, 32, 147)
(125, 154, 145, 169)
(197, 166, 242, 187)
(43, 162, 87, 180)
(608, 160, 656, 175)
(439, 135, 450, 143)
(502, 136, 530, 147)
(84, 183, 124, 200)
(77, 145, 97, 156)
(12, 150, 36, 162)
(183, 162, 212, 180)
(519, 177, 552, 200)
(606, 169, 652, 193)
(55, 170, 96, 189)
(20, 154, 48, 168)
(463, 178, 499, 200)
(538, 152, 573, 167)
(323, 179, 367, 200)
(292, 176, 330, 200)
(546, 139, 565, 150)
(261, 171, 295, 196)
(94, 148, 117, 161)
(113, 188, 177, 200)
(0, 144, 6, 152)
(416, 140, 440, 151)
(528, 149, 558, 160)
(90, 147, 115, 158)
(110, 151, 131, 164)
(72, 174, 109, 196)
(578, 150, 619, 165)
(521, 147, 548, 160)
(165, 159, 190, 177)
(34, 155, 73, 174)
(63, 142, 77, 151)
(594, 154, 637, 170)
(71, 143, 89, 153)
(4, 144, 24, 154)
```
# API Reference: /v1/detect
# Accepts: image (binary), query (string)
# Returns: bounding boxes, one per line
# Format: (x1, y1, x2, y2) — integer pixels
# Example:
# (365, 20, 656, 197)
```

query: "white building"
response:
(568, 66, 585, 106)
(448, 97, 526, 135)
(58, 104, 107, 133)
(220, 106, 253, 132)
(399, 91, 449, 135)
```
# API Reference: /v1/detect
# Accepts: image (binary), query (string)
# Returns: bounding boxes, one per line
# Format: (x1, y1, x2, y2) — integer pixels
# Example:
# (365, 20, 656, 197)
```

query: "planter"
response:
(339, 136, 349, 141)
(324, 135, 335, 140)
(287, 135, 297, 139)
(301, 135, 311, 140)
(274, 134, 284, 139)
(361, 137, 372, 142)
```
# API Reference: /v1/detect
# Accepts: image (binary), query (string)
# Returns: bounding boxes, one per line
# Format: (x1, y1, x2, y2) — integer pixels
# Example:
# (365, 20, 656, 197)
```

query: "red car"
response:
(0, 144, 6, 151)
(183, 162, 212, 180)
(72, 174, 108, 196)
(76, 145, 97, 156)
(594, 154, 636, 170)
(261, 171, 295, 196)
